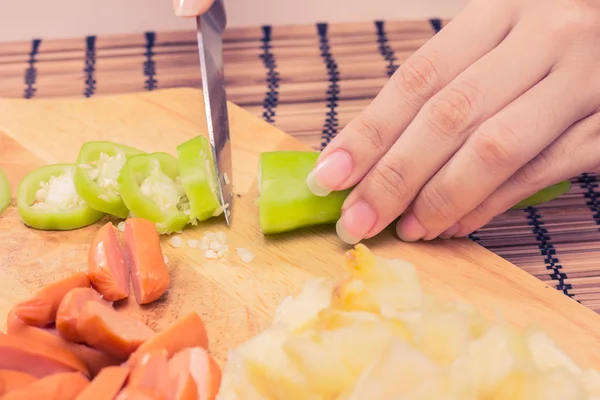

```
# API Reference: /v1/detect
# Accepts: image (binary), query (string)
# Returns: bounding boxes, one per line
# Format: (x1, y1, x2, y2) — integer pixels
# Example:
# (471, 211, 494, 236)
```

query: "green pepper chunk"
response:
(118, 152, 189, 234)
(0, 168, 11, 215)
(17, 164, 105, 230)
(259, 151, 351, 234)
(511, 180, 572, 210)
(176, 136, 221, 224)
(74, 141, 145, 219)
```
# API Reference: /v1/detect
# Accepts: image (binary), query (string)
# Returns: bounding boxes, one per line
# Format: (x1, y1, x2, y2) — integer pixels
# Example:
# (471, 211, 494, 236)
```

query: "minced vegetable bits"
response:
(118, 152, 190, 235)
(74, 141, 145, 219)
(17, 164, 104, 230)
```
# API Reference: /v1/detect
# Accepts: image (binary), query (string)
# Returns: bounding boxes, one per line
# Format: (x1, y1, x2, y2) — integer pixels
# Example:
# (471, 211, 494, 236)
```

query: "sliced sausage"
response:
(127, 350, 171, 397)
(74, 366, 130, 400)
(2, 372, 89, 400)
(76, 301, 154, 360)
(170, 372, 198, 400)
(12, 272, 90, 327)
(169, 347, 221, 400)
(115, 387, 166, 400)
(0, 332, 89, 378)
(88, 222, 130, 301)
(7, 310, 118, 377)
(0, 370, 37, 396)
(56, 287, 111, 342)
(66, 342, 120, 378)
(127, 312, 208, 366)
(124, 219, 170, 304)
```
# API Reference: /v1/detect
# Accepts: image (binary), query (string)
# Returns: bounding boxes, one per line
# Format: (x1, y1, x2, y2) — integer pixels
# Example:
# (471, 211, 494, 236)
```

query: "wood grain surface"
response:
(1, 88, 599, 368)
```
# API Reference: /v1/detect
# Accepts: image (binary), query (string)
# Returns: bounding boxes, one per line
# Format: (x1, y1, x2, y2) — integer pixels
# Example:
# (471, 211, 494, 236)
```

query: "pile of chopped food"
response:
(3, 137, 224, 235)
(0, 218, 221, 399)
(217, 244, 600, 399)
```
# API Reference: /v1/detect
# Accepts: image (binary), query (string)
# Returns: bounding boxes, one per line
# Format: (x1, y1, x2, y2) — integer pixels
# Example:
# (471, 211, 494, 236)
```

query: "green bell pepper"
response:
(74, 141, 145, 218)
(17, 164, 105, 230)
(511, 180, 572, 210)
(0, 167, 11, 215)
(259, 151, 351, 234)
(258, 152, 575, 235)
(176, 136, 222, 224)
(118, 152, 189, 234)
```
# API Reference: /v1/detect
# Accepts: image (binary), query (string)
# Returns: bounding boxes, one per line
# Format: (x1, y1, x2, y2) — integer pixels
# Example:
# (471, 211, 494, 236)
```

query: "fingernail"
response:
(173, 0, 205, 16)
(336, 200, 377, 245)
(439, 223, 460, 239)
(396, 213, 427, 242)
(306, 150, 352, 197)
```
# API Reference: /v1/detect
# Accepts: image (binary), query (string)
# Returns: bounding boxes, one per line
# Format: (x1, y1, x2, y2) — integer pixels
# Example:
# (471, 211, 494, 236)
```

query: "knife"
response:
(195, 0, 233, 226)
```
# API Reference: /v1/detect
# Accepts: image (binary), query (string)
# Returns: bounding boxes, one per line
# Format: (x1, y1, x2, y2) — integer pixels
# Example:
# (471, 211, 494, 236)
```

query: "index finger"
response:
(173, 0, 216, 17)
(306, 0, 513, 198)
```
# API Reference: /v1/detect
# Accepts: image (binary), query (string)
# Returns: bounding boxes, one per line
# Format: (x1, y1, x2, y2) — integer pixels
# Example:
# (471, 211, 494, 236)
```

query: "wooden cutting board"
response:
(1, 88, 599, 368)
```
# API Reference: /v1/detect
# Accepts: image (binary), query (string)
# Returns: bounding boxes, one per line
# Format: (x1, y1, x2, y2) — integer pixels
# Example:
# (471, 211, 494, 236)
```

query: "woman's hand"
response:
(172, 0, 216, 17)
(306, 0, 600, 244)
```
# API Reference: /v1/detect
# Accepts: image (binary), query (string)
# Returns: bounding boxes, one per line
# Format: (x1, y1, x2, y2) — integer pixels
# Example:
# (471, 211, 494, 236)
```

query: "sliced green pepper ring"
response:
(0, 167, 11, 215)
(176, 136, 221, 224)
(511, 180, 572, 210)
(118, 152, 189, 234)
(74, 141, 145, 219)
(17, 164, 105, 230)
(259, 151, 351, 235)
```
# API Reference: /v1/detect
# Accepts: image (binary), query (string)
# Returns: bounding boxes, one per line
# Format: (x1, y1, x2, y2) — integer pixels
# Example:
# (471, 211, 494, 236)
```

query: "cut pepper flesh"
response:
(258, 151, 351, 234)
(176, 136, 221, 224)
(118, 153, 189, 234)
(0, 167, 10, 215)
(17, 164, 105, 231)
(511, 180, 572, 209)
(74, 141, 145, 219)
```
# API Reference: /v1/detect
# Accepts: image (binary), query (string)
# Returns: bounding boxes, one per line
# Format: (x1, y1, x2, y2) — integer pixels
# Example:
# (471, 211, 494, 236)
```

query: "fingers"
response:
(334, 22, 558, 244)
(306, 0, 513, 198)
(173, 0, 215, 17)
(455, 111, 600, 236)
(397, 66, 598, 241)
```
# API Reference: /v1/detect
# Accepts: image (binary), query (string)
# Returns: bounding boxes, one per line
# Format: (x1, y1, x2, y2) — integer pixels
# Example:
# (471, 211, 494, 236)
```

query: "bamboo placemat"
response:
(1, 19, 599, 312)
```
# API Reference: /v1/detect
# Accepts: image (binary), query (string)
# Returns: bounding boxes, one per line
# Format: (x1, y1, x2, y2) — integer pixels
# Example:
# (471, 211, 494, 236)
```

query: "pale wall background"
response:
(0, 0, 467, 43)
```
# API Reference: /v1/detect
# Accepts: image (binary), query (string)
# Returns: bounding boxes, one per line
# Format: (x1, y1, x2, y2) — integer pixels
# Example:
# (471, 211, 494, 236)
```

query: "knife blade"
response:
(195, 0, 233, 226)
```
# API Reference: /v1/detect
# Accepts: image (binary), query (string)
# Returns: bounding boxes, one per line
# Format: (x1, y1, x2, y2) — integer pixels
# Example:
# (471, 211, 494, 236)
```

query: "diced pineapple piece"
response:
(217, 357, 270, 400)
(334, 244, 423, 314)
(228, 326, 312, 400)
(273, 277, 333, 333)
(341, 340, 446, 400)
(535, 367, 587, 400)
(463, 324, 533, 398)
(581, 369, 600, 396)
(526, 329, 582, 375)
(413, 310, 471, 365)
(283, 324, 395, 396)
(487, 367, 541, 400)
(315, 309, 413, 343)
